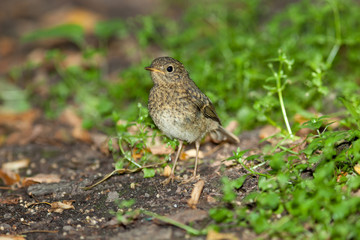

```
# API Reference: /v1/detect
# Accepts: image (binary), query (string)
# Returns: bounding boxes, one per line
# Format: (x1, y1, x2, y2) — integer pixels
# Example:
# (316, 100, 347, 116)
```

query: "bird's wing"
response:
(186, 86, 222, 125)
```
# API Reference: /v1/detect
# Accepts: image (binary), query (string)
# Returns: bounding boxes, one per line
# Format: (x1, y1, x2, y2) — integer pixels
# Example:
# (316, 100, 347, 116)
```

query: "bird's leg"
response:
(193, 140, 200, 178)
(181, 141, 201, 184)
(162, 140, 183, 185)
(171, 140, 183, 176)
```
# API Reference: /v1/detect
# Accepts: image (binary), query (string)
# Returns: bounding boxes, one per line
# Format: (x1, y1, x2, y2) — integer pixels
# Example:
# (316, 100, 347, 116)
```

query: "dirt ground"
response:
(0, 125, 263, 239)
(0, 1, 271, 239)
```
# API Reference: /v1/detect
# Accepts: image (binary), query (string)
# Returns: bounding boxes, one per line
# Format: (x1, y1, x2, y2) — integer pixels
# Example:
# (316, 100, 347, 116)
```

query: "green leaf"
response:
(0, 81, 30, 112)
(258, 177, 278, 191)
(232, 175, 247, 189)
(301, 116, 328, 130)
(95, 19, 127, 40)
(313, 161, 335, 182)
(257, 192, 281, 210)
(268, 152, 286, 171)
(339, 97, 360, 126)
(227, 148, 250, 160)
(143, 168, 155, 178)
(22, 24, 85, 47)
(209, 208, 234, 223)
(221, 177, 236, 202)
(115, 160, 124, 170)
(119, 199, 135, 208)
(249, 211, 269, 233)
(347, 175, 360, 191)
(243, 192, 260, 204)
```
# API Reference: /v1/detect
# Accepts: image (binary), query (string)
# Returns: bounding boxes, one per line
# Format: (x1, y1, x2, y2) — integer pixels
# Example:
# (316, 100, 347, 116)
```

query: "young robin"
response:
(145, 57, 239, 184)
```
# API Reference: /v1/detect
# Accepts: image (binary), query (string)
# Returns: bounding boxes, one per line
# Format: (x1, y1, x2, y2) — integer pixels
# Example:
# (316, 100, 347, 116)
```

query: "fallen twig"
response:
(82, 162, 166, 190)
(141, 209, 207, 236)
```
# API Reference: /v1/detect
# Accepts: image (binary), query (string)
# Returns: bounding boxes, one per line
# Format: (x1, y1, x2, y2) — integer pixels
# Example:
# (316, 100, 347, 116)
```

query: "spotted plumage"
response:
(145, 57, 239, 183)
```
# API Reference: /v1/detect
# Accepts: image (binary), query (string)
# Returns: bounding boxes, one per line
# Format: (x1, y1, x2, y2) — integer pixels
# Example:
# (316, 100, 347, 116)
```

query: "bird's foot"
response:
(161, 174, 181, 185)
(180, 174, 201, 185)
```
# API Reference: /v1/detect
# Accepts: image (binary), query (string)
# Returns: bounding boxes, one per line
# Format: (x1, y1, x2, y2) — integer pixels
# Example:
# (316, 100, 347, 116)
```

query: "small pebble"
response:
(63, 225, 74, 231)
(106, 191, 119, 202)
(0, 224, 11, 230)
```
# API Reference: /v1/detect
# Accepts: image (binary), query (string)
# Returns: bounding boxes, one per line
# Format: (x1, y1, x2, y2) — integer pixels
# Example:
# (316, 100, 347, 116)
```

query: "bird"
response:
(145, 57, 239, 184)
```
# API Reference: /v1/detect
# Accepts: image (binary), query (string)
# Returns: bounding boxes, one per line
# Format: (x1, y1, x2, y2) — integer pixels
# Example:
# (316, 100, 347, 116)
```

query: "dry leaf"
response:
(354, 164, 360, 175)
(259, 125, 280, 139)
(148, 144, 173, 155)
(28, 49, 46, 65)
(294, 113, 309, 125)
(0, 235, 26, 240)
(72, 126, 92, 143)
(206, 229, 239, 240)
(225, 120, 238, 133)
(49, 200, 75, 213)
(90, 132, 110, 155)
(0, 169, 20, 186)
(132, 148, 145, 160)
(0, 37, 15, 57)
(116, 119, 128, 127)
(59, 108, 82, 128)
(163, 165, 171, 177)
(180, 151, 188, 161)
(0, 135, 5, 147)
(2, 159, 30, 172)
(103, 217, 120, 228)
(0, 109, 39, 129)
(326, 117, 340, 129)
(62, 52, 83, 67)
(41, 7, 102, 33)
(207, 195, 217, 204)
(23, 173, 61, 184)
(168, 209, 207, 224)
(21, 179, 40, 187)
(187, 180, 205, 209)
(184, 149, 204, 160)
(0, 196, 20, 204)
(6, 129, 32, 145)
(147, 131, 174, 155)
(54, 128, 73, 143)
(1, 110, 41, 145)
(59, 108, 92, 143)
(337, 172, 348, 182)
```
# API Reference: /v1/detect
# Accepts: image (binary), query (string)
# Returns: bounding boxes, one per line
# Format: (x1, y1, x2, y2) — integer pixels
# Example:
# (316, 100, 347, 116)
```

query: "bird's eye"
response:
(166, 66, 173, 72)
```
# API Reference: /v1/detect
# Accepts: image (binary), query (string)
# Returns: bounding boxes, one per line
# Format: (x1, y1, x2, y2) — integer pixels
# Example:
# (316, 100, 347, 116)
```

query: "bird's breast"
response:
(148, 85, 206, 142)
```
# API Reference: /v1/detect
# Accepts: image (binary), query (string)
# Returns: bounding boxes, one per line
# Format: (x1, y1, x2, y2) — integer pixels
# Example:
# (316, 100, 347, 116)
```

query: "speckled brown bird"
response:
(145, 57, 239, 183)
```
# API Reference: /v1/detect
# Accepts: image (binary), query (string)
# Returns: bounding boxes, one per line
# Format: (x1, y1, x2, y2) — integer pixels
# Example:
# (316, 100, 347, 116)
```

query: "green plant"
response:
(211, 114, 360, 239)
(339, 96, 360, 128)
(109, 103, 160, 177)
(113, 199, 208, 235)
(255, 50, 294, 136)
(23, 24, 85, 48)
(112, 199, 140, 225)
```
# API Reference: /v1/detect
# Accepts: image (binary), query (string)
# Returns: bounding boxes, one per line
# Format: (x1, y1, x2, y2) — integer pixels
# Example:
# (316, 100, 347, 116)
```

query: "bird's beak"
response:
(145, 67, 165, 74)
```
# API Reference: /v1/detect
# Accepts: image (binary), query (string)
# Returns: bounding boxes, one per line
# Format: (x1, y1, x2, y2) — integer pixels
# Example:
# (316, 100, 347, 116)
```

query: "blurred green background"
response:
(1, 0, 360, 132)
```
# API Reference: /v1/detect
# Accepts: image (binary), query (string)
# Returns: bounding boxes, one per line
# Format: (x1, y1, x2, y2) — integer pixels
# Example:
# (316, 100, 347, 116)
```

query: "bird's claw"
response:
(161, 174, 181, 185)
(180, 174, 201, 185)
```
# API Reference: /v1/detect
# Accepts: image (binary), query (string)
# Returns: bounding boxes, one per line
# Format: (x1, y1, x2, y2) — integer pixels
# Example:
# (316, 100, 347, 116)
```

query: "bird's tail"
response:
(210, 126, 240, 144)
